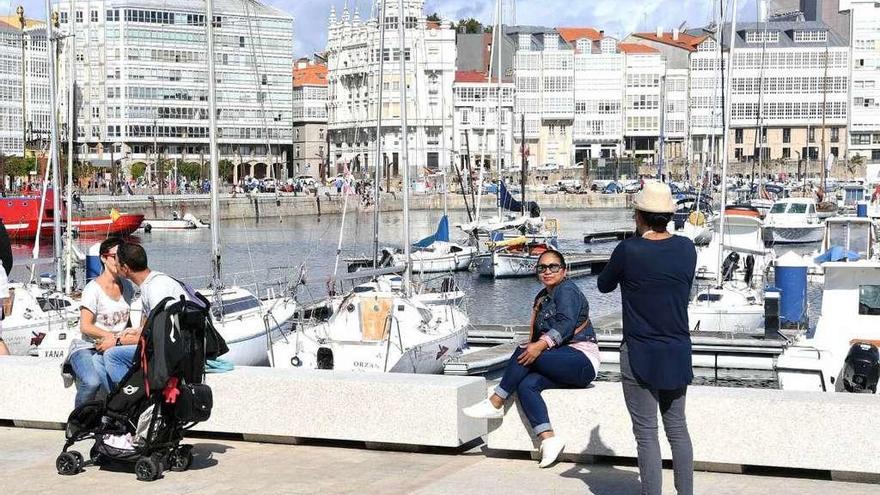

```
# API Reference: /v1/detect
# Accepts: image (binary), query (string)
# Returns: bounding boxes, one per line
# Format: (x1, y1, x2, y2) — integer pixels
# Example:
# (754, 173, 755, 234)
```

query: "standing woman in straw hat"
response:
(598, 182, 696, 495)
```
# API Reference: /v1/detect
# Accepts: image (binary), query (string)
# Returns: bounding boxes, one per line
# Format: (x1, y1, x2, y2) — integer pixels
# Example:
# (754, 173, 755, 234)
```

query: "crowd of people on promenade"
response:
(463, 182, 696, 495)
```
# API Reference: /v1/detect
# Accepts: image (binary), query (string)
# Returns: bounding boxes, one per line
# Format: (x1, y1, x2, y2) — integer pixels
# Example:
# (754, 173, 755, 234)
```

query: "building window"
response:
(782, 147, 790, 159)
(793, 30, 827, 43)
(90, 10, 98, 22)
(239, 36, 245, 48)
(783, 128, 791, 144)
(734, 148, 743, 160)
(76, 11, 83, 23)
(318, 128, 324, 140)
(745, 31, 779, 43)
(761, 128, 767, 144)
(809, 127, 816, 142)
(831, 147, 839, 158)
(831, 128, 840, 143)
(735, 129, 743, 144)
(873, 150, 880, 161)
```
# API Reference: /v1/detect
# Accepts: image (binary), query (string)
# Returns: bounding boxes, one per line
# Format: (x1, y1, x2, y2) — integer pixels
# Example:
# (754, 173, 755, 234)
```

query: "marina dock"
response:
(583, 229, 635, 243)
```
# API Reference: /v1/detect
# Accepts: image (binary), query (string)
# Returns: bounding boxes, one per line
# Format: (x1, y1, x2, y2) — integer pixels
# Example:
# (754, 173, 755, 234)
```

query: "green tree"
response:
(456, 18, 483, 34)
(427, 12, 441, 22)
(218, 159, 235, 183)
(73, 161, 97, 185)
(177, 161, 201, 180)
(129, 161, 146, 179)
(5, 155, 35, 178)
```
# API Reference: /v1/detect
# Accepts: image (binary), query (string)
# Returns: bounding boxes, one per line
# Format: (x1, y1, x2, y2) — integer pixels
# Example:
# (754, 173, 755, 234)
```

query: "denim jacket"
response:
(531, 279, 595, 346)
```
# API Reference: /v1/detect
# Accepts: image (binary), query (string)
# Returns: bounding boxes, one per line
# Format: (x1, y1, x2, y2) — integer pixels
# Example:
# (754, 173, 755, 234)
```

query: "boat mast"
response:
(64, 0, 76, 294)
(820, 32, 829, 194)
(494, 0, 503, 219)
(45, 0, 62, 292)
(715, 0, 738, 289)
(396, 0, 411, 294)
(372, 0, 388, 268)
(206, 0, 222, 290)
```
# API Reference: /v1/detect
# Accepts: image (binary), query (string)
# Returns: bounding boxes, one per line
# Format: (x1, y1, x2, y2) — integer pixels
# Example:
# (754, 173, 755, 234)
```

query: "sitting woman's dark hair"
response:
(636, 210, 673, 233)
(538, 249, 566, 268)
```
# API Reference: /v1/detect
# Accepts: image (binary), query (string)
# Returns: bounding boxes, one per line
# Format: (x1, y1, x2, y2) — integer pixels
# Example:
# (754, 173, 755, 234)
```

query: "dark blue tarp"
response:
(499, 181, 541, 217)
(414, 215, 450, 248)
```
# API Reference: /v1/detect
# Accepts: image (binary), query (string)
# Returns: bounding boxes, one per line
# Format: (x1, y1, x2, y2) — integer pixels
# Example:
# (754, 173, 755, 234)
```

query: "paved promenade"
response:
(1, 427, 874, 495)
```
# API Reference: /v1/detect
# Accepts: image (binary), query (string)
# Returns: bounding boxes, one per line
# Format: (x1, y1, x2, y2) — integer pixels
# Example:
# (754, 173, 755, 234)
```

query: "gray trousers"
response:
(620, 346, 693, 495)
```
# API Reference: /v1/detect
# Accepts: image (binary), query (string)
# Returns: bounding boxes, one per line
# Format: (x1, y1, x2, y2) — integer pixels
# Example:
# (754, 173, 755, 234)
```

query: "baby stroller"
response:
(56, 294, 228, 481)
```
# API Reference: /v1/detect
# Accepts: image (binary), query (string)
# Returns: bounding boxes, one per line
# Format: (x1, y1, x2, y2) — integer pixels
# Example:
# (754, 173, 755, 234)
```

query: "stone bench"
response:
(0, 356, 486, 448)
(485, 381, 880, 480)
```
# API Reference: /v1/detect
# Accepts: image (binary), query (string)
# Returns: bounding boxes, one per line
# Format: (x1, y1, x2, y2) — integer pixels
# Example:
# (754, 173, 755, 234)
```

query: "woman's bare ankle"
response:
(489, 394, 504, 409)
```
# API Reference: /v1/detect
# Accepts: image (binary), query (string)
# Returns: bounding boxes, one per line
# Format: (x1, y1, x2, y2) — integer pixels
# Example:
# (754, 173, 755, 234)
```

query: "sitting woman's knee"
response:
(517, 373, 544, 394)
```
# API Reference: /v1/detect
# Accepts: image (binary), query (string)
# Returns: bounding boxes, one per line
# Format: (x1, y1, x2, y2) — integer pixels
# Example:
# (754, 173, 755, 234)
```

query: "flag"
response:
(110, 208, 121, 222)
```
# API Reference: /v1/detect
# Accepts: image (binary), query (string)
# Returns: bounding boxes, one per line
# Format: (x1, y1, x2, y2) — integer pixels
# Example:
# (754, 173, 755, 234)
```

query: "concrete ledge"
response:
(0, 356, 486, 448)
(485, 382, 880, 476)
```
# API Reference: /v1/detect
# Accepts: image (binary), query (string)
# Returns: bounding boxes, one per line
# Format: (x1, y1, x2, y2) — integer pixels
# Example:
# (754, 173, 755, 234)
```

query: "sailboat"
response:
(687, 0, 765, 335)
(270, 0, 468, 373)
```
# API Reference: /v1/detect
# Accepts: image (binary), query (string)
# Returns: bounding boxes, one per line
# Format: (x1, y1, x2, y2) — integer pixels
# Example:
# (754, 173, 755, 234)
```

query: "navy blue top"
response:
(597, 235, 696, 389)
(532, 279, 596, 346)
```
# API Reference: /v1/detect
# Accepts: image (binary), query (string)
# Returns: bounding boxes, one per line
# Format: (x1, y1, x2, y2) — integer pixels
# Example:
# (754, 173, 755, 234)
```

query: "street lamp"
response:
(17, 5, 27, 158)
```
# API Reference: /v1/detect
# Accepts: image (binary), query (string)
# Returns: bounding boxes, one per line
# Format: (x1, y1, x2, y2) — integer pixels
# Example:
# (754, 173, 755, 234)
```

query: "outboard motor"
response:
(721, 252, 740, 282)
(842, 343, 880, 393)
(744, 255, 755, 286)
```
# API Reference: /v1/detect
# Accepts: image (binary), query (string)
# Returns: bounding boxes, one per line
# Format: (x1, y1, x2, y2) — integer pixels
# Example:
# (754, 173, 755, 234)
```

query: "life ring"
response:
(687, 211, 706, 227)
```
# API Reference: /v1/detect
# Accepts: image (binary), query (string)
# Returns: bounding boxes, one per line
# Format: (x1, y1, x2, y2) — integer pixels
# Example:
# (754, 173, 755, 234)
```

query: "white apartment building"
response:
(840, 1, 880, 160)
(325, 1, 456, 180)
(621, 44, 665, 161)
(725, 21, 849, 165)
(292, 58, 328, 176)
(0, 16, 50, 157)
(451, 71, 515, 175)
(687, 33, 724, 165)
(572, 32, 625, 163)
(56, 0, 294, 181)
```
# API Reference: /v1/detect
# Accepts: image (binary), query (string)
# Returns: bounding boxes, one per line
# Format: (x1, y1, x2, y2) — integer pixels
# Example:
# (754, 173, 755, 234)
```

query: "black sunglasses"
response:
(536, 263, 564, 274)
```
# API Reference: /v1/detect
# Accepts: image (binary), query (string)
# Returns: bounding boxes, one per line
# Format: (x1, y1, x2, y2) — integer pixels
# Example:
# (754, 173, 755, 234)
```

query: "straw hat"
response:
(632, 182, 676, 213)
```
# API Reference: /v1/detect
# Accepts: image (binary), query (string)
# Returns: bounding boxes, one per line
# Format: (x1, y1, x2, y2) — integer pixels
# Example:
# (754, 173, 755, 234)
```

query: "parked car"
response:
(603, 182, 623, 194)
(262, 178, 277, 192)
(544, 185, 560, 194)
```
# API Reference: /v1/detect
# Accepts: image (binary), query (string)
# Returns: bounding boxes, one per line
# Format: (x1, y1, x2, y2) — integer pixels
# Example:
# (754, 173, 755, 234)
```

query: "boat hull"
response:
(68, 213, 145, 237)
(763, 225, 824, 244)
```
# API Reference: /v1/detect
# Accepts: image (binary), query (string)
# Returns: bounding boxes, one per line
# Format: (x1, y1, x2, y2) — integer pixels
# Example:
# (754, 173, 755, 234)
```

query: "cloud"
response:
(8, 0, 758, 58)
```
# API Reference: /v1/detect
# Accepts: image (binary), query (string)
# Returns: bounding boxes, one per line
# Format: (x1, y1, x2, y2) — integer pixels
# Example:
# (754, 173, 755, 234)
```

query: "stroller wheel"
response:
(169, 445, 193, 472)
(56, 452, 81, 475)
(135, 455, 162, 482)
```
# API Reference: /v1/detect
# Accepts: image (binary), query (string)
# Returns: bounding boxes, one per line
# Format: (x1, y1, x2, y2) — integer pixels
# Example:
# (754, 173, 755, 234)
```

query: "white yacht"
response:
(1, 284, 79, 357)
(763, 197, 825, 244)
(776, 220, 880, 394)
(390, 241, 476, 273)
(695, 214, 771, 284)
(688, 282, 765, 334)
(270, 286, 468, 373)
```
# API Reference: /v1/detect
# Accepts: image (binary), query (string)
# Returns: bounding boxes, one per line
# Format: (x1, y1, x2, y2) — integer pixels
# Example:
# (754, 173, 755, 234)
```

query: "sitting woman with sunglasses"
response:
(463, 249, 599, 468)
(65, 237, 136, 407)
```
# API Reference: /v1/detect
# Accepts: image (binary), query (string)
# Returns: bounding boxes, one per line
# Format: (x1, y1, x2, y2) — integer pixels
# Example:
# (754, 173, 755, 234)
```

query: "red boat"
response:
(0, 190, 143, 240)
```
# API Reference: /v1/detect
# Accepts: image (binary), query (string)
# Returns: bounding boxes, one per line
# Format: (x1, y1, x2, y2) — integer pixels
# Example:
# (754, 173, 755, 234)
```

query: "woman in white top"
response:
(67, 238, 134, 407)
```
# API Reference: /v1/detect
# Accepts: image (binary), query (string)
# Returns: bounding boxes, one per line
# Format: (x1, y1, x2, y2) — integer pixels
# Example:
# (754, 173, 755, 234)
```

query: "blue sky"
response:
(5, 0, 759, 57)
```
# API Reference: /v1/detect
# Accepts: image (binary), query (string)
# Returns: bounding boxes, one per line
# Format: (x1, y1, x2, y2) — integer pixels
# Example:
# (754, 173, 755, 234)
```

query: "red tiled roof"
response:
(293, 63, 328, 87)
(455, 70, 488, 83)
(632, 32, 708, 52)
(618, 43, 659, 54)
(557, 27, 602, 44)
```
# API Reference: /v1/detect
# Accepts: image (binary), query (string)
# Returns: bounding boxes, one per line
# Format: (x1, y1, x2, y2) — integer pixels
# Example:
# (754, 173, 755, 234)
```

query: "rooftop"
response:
(293, 62, 328, 87)
(631, 31, 708, 52)
(557, 27, 602, 44)
(0, 15, 44, 29)
(618, 43, 659, 54)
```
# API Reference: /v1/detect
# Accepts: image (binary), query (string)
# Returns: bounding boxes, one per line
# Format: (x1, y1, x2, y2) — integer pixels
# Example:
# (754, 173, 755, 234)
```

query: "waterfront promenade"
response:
(1, 426, 873, 494)
(77, 190, 630, 221)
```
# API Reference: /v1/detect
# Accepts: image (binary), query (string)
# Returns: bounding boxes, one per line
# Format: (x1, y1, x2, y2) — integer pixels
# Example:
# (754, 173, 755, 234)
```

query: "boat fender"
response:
(347, 303, 355, 312)
(290, 356, 302, 367)
(144, 223, 153, 233)
(687, 210, 706, 227)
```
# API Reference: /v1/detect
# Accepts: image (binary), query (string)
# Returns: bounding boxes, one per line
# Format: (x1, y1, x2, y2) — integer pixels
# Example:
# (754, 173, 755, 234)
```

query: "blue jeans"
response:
(496, 346, 596, 435)
(104, 344, 138, 388)
(69, 349, 110, 408)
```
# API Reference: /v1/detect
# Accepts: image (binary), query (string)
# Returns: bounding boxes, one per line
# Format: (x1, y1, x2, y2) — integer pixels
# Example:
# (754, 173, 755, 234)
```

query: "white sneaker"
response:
(538, 436, 565, 468)
(462, 398, 504, 419)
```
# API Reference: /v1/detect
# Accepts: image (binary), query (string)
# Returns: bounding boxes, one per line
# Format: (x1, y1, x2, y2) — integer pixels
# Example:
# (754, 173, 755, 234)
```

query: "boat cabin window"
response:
(858, 285, 880, 315)
(696, 293, 722, 302)
(788, 203, 807, 214)
(808, 204, 816, 214)
(37, 297, 71, 311)
(829, 222, 872, 259)
(211, 295, 261, 319)
(770, 203, 787, 214)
